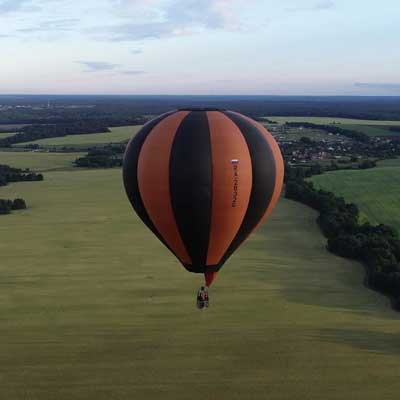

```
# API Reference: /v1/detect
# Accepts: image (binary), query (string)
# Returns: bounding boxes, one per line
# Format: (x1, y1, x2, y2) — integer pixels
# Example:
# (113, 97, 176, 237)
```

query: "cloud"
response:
(0, 0, 40, 13)
(121, 70, 146, 75)
(92, 0, 244, 42)
(77, 61, 121, 72)
(98, 22, 172, 41)
(355, 82, 400, 90)
(286, 0, 334, 12)
(113, 0, 162, 7)
(164, 0, 241, 30)
(77, 61, 146, 75)
(313, 0, 334, 10)
(17, 19, 80, 33)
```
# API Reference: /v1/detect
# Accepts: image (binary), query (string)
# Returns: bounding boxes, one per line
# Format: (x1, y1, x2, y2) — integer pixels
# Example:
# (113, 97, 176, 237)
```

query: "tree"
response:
(328, 234, 362, 259)
(0, 199, 12, 214)
(300, 136, 313, 145)
(12, 198, 27, 210)
(285, 164, 400, 310)
(359, 159, 376, 169)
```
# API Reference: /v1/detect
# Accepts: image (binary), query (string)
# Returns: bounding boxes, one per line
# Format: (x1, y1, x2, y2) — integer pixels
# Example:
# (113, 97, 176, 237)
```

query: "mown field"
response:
(1, 151, 400, 400)
(340, 124, 399, 137)
(311, 158, 400, 231)
(14, 125, 141, 147)
(268, 116, 400, 126)
(0, 124, 28, 132)
(0, 132, 16, 139)
(0, 151, 85, 172)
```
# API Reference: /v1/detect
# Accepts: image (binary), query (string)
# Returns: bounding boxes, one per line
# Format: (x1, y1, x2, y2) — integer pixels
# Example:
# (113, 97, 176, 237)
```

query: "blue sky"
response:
(0, 0, 399, 95)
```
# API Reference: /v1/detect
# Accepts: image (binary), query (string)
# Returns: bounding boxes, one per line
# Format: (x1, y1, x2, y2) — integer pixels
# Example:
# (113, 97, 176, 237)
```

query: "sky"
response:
(0, 0, 399, 95)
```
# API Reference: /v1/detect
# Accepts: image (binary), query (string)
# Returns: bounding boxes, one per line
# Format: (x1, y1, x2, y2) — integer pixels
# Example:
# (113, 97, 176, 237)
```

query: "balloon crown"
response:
(177, 107, 227, 112)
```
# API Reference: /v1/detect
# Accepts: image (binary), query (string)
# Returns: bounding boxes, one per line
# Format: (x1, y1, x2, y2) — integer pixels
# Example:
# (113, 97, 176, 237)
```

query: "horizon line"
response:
(1, 93, 400, 98)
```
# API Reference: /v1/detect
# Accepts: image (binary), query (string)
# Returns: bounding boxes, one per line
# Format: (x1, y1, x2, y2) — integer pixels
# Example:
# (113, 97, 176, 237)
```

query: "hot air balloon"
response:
(123, 108, 284, 306)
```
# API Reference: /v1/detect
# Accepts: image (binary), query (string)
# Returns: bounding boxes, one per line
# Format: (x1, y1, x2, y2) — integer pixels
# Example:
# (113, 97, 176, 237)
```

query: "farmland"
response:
(0, 124, 28, 132)
(340, 124, 400, 137)
(14, 125, 142, 147)
(311, 158, 400, 231)
(1, 150, 400, 400)
(0, 151, 85, 172)
(0, 132, 16, 139)
(268, 116, 400, 126)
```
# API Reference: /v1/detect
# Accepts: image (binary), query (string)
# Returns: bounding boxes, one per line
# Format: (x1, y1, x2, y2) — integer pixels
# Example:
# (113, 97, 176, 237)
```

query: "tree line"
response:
(0, 164, 43, 186)
(0, 103, 149, 126)
(285, 159, 376, 182)
(0, 198, 27, 214)
(285, 163, 400, 309)
(0, 164, 42, 215)
(74, 145, 125, 168)
(3, 96, 400, 126)
(0, 121, 111, 147)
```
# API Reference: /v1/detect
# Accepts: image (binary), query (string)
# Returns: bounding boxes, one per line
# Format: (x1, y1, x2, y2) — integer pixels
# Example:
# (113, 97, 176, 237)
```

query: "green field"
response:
(0, 151, 85, 172)
(311, 159, 400, 231)
(268, 116, 400, 126)
(340, 124, 399, 137)
(0, 124, 28, 131)
(14, 125, 142, 147)
(1, 151, 400, 399)
(0, 132, 16, 139)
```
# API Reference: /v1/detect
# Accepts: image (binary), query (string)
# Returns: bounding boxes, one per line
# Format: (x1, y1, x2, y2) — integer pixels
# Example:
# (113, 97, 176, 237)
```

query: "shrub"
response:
(12, 198, 27, 210)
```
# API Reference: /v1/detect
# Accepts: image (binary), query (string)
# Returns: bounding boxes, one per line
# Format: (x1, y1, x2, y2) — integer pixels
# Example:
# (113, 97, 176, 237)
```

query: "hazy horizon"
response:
(2, 94, 400, 98)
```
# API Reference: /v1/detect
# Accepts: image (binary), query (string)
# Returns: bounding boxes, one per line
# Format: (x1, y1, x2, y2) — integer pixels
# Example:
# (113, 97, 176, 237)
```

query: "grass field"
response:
(0, 151, 85, 172)
(0, 132, 16, 139)
(1, 151, 400, 399)
(14, 125, 142, 147)
(268, 116, 400, 126)
(311, 158, 400, 231)
(340, 124, 399, 137)
(0, 123, 28, 131)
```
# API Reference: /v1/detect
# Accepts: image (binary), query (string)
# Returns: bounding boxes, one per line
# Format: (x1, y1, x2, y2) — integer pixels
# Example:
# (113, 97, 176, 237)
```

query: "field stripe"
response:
(206, 111, 252, 266)
(138, 111, 192, 265)
(123, 111, 176, 253)
(217, 111, 277, 267)
(169, 111, 212, 272)
(239, 114, 284, 232)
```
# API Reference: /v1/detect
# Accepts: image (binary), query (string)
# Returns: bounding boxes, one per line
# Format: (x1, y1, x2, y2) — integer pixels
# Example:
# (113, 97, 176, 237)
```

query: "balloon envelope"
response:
(123, 109, 284, 286)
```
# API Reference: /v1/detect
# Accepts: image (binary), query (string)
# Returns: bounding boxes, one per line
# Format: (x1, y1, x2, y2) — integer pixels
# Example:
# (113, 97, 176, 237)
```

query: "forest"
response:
(0, 164, 43, 185)
(285, 164, 400, 308)
(74, 146, 125, 168)
(1, 95, 400, 125)
(0, 122, 111, 147)
(0, 198, 26, 214)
